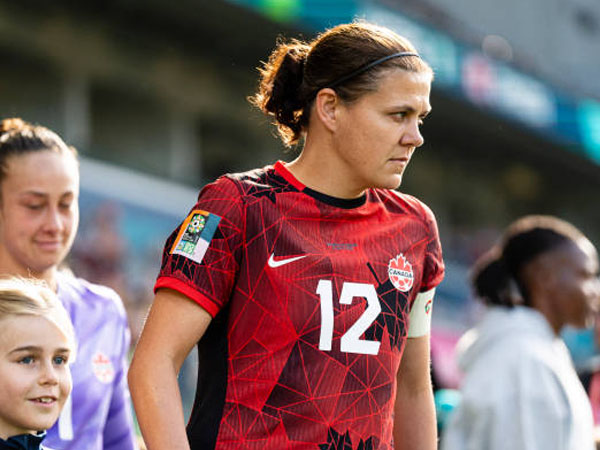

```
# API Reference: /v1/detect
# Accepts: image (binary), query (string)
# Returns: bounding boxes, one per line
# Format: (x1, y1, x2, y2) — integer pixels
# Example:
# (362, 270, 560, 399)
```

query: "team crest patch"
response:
(92, 352, 115, 384)
(388, 253, 414, 292)
(170, 209, 221, 264)
(425, 299, 433, 314)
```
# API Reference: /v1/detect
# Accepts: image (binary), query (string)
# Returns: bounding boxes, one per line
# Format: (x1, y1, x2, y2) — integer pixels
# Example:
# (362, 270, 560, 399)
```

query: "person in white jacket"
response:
(442, 215, 600, 450)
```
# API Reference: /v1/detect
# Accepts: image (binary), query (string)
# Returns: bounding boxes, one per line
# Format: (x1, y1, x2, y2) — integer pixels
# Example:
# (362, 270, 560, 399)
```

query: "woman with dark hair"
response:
(0, 118, 137, 450)
(442, 215, 599, 450)
(129, 21, 444, 450)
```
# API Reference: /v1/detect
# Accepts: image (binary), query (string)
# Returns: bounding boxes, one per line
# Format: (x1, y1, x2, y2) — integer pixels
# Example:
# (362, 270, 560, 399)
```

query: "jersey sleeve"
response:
(155, 176, 244, 317)
(419, 202, 445, 292)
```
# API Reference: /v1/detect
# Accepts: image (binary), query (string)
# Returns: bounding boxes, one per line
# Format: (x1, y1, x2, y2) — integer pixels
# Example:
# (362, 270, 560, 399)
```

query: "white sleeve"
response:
(407, 288, 435, 337)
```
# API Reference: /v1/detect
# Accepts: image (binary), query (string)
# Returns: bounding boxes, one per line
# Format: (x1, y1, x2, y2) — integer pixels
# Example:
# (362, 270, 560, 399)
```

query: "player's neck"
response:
(286, 142, 367, 200)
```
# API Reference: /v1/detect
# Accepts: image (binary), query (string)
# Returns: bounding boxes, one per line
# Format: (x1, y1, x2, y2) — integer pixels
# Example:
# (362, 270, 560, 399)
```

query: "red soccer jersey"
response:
(156, 162, 444, 450)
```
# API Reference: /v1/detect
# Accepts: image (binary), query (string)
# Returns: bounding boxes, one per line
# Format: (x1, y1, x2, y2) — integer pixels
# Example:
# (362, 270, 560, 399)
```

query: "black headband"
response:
(326, 51, 421, 89)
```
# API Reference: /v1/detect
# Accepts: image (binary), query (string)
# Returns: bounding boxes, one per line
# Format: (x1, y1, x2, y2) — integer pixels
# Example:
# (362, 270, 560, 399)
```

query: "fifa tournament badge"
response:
(170, 209, 221, 264)
(388, 253, 414, 292)
(176, 213, 206, 255)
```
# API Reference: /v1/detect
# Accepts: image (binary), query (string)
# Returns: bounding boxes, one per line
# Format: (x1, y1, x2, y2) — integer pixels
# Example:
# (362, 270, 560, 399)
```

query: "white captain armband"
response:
(407, 288, 436, 338)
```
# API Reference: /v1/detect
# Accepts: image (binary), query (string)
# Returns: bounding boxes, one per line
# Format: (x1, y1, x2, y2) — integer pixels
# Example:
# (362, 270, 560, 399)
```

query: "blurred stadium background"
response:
(2, 0, 599, 417)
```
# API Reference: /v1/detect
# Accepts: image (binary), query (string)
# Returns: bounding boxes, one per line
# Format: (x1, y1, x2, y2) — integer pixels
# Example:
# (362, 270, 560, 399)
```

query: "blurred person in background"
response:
(441, 215, 599, 450)
(129, 20, 444, 450)
(586, 314, 600, 427)
(0, 118, 137, 450)
(71, 202, 128, 301)
(0, 277, 75, 450)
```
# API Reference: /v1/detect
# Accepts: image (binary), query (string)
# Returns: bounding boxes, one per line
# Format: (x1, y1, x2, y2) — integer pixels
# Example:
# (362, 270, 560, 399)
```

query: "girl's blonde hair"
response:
(0, 277, 76, 354)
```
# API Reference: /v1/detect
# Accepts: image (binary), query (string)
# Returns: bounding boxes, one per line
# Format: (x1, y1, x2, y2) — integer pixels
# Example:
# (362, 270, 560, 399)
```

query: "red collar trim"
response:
(274, 161, 305, 191)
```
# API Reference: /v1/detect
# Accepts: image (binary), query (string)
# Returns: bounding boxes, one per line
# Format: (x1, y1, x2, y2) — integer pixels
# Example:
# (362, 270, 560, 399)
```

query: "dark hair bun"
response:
(471, 248, 517, 307)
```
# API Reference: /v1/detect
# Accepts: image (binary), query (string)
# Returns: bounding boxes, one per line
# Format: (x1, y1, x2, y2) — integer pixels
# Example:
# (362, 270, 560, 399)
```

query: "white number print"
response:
(58, 392, 74, 440)
(317, 280, 382, 355)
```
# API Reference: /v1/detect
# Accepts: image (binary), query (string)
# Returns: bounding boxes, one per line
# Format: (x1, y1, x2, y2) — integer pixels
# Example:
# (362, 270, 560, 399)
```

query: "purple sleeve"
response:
(103, 318, 137, 450)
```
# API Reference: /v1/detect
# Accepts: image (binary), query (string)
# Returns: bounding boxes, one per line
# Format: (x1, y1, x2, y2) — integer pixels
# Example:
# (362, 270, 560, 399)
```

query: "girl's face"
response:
(332, 69, 432, 197)
(0, 314, 72, 439)
(0, 151, 79, 282)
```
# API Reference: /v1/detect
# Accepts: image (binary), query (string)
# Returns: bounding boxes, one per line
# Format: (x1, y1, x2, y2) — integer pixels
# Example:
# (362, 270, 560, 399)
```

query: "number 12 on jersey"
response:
(317, 280, 382, 355)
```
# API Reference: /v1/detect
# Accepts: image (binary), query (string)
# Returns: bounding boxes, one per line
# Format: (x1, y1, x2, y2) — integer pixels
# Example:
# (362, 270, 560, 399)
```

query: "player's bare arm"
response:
(394, 335, 437, 450)
(129, 288, 212, 450)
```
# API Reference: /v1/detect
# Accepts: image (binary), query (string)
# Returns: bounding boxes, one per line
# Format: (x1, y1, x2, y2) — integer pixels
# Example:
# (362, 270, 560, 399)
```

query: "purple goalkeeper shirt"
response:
(44, 272, 137, 450)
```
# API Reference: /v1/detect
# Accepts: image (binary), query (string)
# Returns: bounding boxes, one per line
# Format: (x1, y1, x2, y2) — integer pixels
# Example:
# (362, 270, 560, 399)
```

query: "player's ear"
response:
(314, 88, 340, 132)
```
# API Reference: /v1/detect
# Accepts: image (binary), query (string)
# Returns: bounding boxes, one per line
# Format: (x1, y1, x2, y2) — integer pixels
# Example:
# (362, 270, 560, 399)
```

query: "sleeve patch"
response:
(407, 288, 435, 338)
(170, 209, 221, 264)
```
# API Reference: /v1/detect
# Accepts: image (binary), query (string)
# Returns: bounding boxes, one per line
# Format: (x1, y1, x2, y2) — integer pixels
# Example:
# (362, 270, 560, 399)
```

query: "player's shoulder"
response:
(225, 164, 273, 183)
(376, 188, 437, 221)
(210, 163, 299, 201)
(227, 164, 290, 189)
(57, 271, 127, 318)
(198, 165, 272, 196)
(209, 164, 270, 187)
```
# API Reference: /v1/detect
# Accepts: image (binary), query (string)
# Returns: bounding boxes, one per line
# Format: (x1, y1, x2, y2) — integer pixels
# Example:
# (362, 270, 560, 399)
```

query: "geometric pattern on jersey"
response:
(156, 161, 444, 450)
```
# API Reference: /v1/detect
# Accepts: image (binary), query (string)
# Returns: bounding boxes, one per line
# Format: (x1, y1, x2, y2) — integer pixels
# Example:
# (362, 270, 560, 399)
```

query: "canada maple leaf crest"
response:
(388, 253, 414, 292)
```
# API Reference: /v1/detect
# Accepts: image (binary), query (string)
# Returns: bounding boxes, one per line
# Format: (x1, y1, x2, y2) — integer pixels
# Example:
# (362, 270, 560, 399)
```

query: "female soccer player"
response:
(0, 118, 137, 450)
(129, 21, 444, 450)
(441, 215, 599, 450)
(0, 277, 75, 450)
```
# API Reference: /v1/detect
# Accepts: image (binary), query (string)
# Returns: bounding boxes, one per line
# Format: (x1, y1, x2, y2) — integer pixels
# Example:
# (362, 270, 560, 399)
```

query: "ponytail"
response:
(472, 249, 523, 307)
(249, 40, 311, 147)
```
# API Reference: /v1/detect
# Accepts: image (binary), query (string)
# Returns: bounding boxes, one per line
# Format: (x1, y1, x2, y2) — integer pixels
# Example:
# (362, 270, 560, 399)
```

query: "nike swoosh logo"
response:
(268, 253, 308, 268)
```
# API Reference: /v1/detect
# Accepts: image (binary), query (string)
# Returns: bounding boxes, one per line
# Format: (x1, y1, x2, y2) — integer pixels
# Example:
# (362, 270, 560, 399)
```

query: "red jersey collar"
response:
(273, 160, 367, 209)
